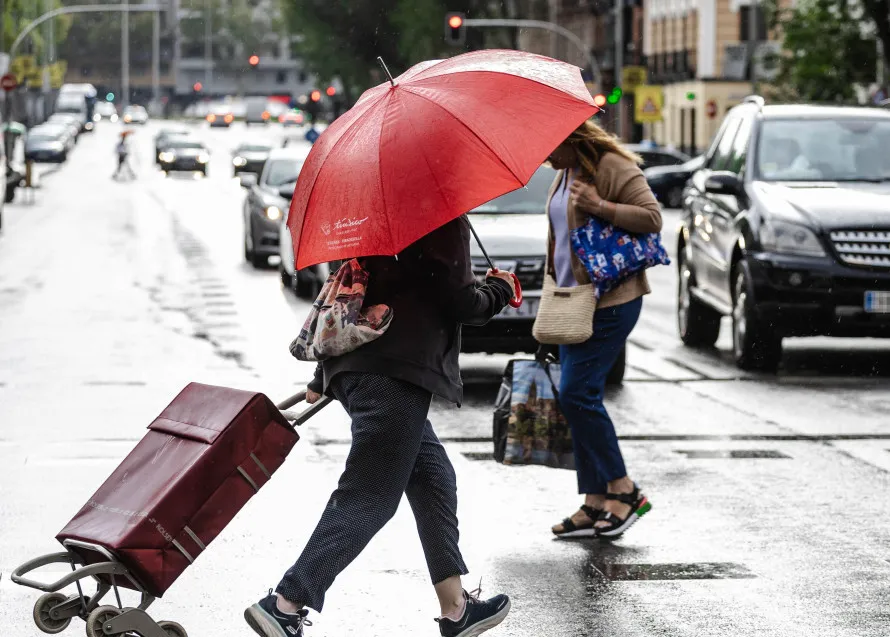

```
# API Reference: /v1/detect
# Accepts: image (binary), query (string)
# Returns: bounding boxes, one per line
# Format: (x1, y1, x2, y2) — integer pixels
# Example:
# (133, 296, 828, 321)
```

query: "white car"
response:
(122, 105, 148, 125)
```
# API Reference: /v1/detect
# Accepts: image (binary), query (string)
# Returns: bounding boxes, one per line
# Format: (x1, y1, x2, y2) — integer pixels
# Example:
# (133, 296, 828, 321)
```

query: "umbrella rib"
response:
(377, 90, 395, 253)
(400, 86, 526, 188)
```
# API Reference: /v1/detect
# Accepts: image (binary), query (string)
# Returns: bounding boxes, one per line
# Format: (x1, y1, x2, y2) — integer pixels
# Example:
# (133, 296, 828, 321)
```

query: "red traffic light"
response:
(248, 54, 260, 67)
(193, 82, 203, 92)
(325, 86, 336, 97)
(310, 90, 322, 102)
(593, 93, 607, 107)
(448, 15, 463, 29)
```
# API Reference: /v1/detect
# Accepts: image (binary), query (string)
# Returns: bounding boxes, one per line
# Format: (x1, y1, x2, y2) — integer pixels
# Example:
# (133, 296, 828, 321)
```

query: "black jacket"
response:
(307, 215, 512, 405)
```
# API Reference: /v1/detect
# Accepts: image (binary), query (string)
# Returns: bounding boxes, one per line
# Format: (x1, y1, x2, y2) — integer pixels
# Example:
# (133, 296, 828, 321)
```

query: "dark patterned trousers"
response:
(276, 372, 469, 611)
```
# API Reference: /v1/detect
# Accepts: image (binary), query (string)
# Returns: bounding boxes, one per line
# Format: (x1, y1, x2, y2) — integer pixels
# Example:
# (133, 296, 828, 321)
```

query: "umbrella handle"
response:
(491, 268, 523, 308)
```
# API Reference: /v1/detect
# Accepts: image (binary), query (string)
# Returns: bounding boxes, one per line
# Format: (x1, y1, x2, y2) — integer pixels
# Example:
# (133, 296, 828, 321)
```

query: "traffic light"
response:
(106, 92, 114, 102)
(445, 12, 466, 46)
(606, 87, 623, 105)
(193, 82, 203, 92)
(325, 86, 336, 97)
(248, 54, 260, 67)
(593, 93, 607, 108)
(310, 90, 322, 102)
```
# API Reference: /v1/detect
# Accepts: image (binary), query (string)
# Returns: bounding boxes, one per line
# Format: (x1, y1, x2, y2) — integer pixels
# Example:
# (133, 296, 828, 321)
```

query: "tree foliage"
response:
(3, 0, 71, 60)
(766, 0, 885, 102)
(281, 0, 516, 103)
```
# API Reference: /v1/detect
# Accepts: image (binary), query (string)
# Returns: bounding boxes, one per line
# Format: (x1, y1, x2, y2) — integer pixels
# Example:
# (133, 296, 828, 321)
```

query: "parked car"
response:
(122, 105, 149, 125)
(93, 101, 118, 122)
(207, 106, 235, 128)
(245, 97, 271, 125)
(25, 127, 71, 162)
(245, 148, 307, 268)
(231, 143, 273, 177)
(627, 143, 690, 170)
(54, 91, 93, 133)
(645, 155, 705, 208)
(157, 139, 210, 175)
(279, 111, 304, 127)
(154, 128, 191, 163)
(677, 97, 890, 371)
(47, 114, 82, 141)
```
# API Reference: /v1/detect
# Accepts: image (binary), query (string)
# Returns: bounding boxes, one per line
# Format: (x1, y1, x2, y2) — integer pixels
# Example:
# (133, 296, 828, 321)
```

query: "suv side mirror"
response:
(704, 171, 742, 197)
(239, 173, 258, 189)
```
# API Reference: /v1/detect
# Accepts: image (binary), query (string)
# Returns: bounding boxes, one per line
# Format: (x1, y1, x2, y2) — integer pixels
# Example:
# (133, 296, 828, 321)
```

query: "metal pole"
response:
(122, 0, 130, 108)
(548, 0, 558, 59)
(614, 0, 624, 139)
(204, 0, 211, 94)
(463, 18, 603, 90)
(152, 9, 160, 111)
(749, 0, 759, 94)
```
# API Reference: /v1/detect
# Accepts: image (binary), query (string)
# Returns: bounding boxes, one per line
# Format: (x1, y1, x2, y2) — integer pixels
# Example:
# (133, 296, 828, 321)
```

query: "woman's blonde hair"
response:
(566, 118, 642, 179)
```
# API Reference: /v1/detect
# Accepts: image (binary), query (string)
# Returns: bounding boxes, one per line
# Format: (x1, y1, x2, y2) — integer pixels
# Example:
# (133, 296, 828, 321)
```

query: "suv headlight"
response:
(158, 151, 174, 163)
(197, 153, 210, 164)
(760, 220, 825, 257)
(265, 205, 282, 221)
(233, 156, 247, 167)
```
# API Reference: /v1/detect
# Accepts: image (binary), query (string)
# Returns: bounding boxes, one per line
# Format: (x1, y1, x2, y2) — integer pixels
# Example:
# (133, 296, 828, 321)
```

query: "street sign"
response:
(621, 66, 647, 93)
(1, 73, 18, 91)
(305, 128, 320, 144)
(706, 100, 718, 119)
(634, 85, 664, 123)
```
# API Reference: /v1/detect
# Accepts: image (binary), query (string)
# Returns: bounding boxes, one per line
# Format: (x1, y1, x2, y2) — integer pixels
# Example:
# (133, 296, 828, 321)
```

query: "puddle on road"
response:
(674, 449, 792, 459)
(590, 561, 756, 582)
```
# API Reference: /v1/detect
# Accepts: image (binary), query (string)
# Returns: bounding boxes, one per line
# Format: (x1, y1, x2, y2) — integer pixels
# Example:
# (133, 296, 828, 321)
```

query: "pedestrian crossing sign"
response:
(634, 85, 664, 124)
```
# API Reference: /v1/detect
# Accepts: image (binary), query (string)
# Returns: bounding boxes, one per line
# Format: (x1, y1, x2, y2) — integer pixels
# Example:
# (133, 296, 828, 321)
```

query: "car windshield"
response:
(756, 118, 890, 182)
(238, 145, 272, 153)
(469, 166, 557, 213)
(28, 134, 56, 144)
(264, 159, 304, 187)
(169, 141, 204, 150)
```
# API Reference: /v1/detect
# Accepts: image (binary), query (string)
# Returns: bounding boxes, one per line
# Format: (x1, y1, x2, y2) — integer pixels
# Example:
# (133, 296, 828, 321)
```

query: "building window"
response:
(739, 6, 768, 41)
(277, 71, 287, 84)
(299, 71, 308, 83)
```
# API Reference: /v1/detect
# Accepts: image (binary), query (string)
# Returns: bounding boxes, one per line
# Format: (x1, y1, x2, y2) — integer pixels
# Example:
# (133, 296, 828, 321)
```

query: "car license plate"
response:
(864, 291, 890, 313)
(497, 297, 539, 319)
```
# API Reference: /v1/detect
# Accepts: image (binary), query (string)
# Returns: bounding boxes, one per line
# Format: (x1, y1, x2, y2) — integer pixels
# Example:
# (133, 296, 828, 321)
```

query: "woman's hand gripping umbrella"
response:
(285, 49, 600, 308)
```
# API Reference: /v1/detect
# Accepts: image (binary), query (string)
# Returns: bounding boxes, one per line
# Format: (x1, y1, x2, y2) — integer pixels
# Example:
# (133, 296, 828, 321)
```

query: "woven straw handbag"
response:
(532, 275, 597, 345)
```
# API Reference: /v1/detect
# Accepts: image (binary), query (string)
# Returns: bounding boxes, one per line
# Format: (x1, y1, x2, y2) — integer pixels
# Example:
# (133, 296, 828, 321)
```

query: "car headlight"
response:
(233, 156, 247, 167)
(197, 153, 210, 164)
(760, 220, 826, 257)
(51, 142, 64, 151)
(93, 114, 101, 122)
(265, 205, 282, 221)
(111, 114, 118, 122)
(159, 151, 174, 163)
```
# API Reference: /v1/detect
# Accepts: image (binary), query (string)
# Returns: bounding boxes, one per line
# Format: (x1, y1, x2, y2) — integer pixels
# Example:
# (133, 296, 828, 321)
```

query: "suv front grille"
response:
(472, 257, 545, 291)
(830, 230, 890, 268)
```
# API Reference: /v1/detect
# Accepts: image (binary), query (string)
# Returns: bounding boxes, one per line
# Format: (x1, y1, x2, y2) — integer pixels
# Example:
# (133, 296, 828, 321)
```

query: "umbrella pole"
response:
(466, 219, 496, 271)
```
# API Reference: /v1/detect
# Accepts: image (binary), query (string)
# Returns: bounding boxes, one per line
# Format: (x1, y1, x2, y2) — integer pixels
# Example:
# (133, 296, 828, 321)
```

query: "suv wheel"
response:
(732, 266, 782, 372)
(279, 262, 294, 290)
(677, 251, 721, 347)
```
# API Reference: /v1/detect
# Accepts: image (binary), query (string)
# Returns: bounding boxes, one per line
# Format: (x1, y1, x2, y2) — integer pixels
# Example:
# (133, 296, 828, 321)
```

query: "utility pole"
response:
(749, 0, 759, 94)
(204, 0, 211, 94)
(152, 8, 160, 112)
(614, 0, 624, 139)
(122, 0, 130, 108)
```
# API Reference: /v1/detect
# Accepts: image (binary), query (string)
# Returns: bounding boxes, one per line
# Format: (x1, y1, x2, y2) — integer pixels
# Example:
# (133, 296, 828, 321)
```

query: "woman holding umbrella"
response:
(546, 119, 661, 540)
(243, 51, 599, 637)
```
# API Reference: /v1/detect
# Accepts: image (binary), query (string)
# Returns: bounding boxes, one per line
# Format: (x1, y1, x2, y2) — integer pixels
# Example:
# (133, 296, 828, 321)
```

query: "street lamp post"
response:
(122, 0, 130, 109)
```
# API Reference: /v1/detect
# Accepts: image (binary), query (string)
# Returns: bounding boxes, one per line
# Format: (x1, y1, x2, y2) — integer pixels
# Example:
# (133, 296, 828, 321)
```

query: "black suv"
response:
(677, 96, 890, 370)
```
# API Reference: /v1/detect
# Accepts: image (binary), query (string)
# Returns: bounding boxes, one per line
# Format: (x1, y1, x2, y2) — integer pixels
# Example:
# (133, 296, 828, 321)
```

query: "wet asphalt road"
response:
(1, 122, 889, 637)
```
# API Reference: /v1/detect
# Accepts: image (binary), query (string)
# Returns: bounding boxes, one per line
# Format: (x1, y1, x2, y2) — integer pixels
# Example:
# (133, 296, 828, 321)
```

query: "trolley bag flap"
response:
(57, 383, 298, 597)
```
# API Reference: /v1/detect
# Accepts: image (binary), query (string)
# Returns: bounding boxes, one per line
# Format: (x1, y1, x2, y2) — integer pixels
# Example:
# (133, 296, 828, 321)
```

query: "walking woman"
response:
(244, 216, 516, 637)
(545, 119, 662, 540)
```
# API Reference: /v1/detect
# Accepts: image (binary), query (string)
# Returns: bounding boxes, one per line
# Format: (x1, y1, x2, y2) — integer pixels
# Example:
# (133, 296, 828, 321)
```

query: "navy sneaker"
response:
(436, 587, 511, 637)
(244, 590, 312, 637)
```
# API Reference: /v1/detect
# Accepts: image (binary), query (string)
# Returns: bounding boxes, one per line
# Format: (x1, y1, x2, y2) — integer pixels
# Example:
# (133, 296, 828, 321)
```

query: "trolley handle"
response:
(277, 390, 333, 427)
(11, 552, 127, 592)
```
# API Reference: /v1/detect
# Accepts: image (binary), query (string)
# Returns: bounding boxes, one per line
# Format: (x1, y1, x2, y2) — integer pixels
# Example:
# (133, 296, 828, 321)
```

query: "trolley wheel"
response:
(33, 592, 71, 634)
(157, 620, 188, 637)
(85, 605, 122, 637)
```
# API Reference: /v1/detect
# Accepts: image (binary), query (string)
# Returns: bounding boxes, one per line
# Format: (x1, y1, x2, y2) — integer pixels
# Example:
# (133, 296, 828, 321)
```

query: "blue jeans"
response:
(559, 297, 642, 494)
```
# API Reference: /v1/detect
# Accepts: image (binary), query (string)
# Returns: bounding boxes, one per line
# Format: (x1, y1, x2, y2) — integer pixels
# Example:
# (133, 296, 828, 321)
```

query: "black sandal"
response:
(595, 484, 652, 539)
(552, 504, 601, 539)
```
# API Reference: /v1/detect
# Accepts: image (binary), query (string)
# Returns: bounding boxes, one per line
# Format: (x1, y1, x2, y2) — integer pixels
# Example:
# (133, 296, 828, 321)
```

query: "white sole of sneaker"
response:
(455, 599, 512, 637)
(244, 604, 290, 637)
(553, 528, 597, 539)
(597, 500, 652, 538)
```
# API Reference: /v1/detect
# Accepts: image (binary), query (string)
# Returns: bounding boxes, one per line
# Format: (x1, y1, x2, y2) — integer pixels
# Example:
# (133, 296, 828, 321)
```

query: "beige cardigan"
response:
(545, 151, 663, 309)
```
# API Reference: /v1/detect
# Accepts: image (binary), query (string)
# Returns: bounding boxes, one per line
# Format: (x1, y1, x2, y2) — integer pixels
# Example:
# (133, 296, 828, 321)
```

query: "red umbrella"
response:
(288, 49, 599, 301)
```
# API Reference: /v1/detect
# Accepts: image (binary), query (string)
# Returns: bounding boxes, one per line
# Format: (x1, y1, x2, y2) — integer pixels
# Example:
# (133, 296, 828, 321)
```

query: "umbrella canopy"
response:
(288, 49, 598, 270)
(2, 122, 27, 135)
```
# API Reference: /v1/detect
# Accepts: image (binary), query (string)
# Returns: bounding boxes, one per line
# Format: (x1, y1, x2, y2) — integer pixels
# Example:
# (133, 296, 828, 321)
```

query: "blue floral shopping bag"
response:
(570, 217, 670, 299)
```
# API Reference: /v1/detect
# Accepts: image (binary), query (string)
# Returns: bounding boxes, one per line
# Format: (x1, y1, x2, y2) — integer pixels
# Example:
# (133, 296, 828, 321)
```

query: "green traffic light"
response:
(686, 92, 696, 101)
(607, 87, 622, 104)
(106, 92, 115, 101)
